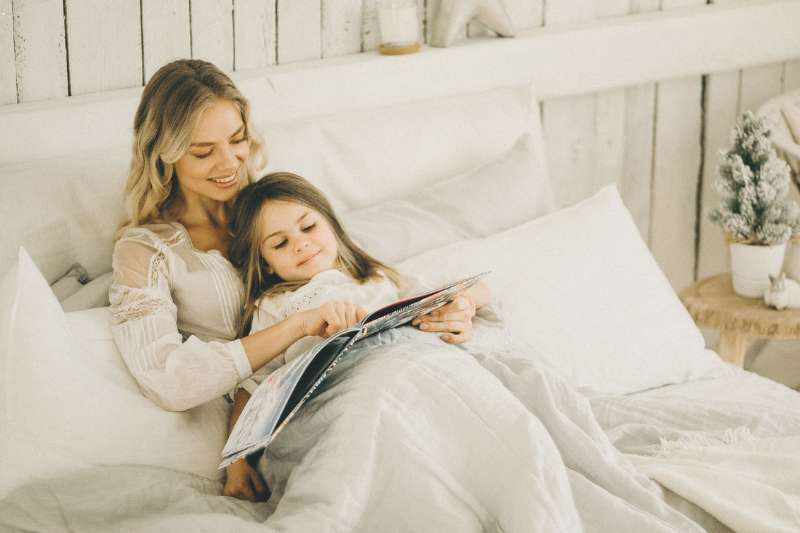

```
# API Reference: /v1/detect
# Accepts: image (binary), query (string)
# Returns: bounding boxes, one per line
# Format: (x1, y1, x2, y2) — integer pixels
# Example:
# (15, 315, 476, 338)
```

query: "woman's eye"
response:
(302, 223, 316, 232)
(231, 136, 247, 144)
(194, 151, 213, 159)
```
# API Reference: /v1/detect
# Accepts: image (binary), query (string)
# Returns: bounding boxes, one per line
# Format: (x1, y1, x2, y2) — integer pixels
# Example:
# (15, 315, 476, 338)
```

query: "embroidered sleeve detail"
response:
(109, 284, 177, 325)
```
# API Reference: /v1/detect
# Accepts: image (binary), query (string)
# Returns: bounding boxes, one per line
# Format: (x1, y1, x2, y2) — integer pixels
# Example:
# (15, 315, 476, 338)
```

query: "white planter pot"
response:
(784, 240, 800, 283)
(729, 242, 787, 298)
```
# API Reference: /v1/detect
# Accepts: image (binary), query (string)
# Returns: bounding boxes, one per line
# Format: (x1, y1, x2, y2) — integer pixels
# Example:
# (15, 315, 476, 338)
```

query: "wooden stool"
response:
(679, 273, 800, 368)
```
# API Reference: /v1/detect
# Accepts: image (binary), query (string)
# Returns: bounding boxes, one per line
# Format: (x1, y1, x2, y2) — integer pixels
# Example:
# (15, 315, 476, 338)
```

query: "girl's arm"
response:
(223, 389, 269, 502)
(411, 282, 491, 344)
(240, 301, 367, 372)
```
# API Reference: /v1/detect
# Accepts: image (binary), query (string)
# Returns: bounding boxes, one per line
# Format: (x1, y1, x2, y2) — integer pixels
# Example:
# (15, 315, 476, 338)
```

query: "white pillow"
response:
(340, 134, 555, 265)
(0, 248, 231, 499)
(396, 185, 727, 395)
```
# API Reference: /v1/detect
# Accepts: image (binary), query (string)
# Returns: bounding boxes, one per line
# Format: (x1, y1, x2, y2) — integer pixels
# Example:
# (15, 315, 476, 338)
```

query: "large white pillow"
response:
(396, 185, 727, 395)
(340, 133, 555, 265)
(0, 248, 231, 499)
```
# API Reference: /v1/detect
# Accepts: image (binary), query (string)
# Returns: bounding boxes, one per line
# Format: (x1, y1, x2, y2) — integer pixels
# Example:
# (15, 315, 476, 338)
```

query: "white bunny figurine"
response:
(764, 272, 800, 310)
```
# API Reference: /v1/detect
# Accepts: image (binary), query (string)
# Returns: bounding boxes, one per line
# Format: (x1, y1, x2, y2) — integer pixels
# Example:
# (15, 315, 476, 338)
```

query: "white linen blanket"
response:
(590, 391, 800, 533)
(628, 434, 800, 533)
(0, 313, 717, 532)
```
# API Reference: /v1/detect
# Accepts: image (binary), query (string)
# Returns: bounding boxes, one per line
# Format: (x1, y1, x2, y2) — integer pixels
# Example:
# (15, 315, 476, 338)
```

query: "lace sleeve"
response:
(109, 235, 252, 411)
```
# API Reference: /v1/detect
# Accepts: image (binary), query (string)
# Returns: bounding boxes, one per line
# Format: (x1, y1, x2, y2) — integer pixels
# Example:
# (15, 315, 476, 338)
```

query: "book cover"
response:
(220, 271, 488, 468)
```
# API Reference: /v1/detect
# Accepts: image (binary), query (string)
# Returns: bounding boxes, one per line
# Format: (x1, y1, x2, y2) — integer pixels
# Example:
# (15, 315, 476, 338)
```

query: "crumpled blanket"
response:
(0, 310, 714, 532)
(589, 387, 800, 533)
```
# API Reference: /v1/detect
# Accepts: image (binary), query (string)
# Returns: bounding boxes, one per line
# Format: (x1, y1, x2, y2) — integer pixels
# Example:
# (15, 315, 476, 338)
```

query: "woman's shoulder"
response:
(116, 222, 188, 249)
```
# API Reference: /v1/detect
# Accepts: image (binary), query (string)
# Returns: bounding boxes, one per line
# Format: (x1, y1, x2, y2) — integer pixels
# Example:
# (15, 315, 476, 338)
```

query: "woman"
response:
(108, 59, 478, 501)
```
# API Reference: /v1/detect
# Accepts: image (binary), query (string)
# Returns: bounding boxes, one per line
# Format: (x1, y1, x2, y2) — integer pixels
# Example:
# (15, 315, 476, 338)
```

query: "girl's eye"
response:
(302, 223, 316, 233)
(274, 240, 287, 249)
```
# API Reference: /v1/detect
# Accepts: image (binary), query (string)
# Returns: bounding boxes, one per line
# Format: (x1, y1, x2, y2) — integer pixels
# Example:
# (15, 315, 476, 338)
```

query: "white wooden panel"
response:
(543, 94, 596, 208)
(233, 0, 277, 71)
(544, 0, 595, 24)
(65, 0, 142, 96)
(361, 0, 381, 52)
(0, 1, 15, 104)
(650, 76, 704, 291)
(697, 70, 739, 280)
(141, 0, 191, 81)
(277, 0, 321, 64)
(5, 2, 800, 166)
(191, 0, 234, 71)
(322, 0, 362, 58)
(786, 59, 800, 91)
(620, 83, 656, 238)
(620, 0, 660, 241)
(12, 0, 67, 102)
(595, 88, 627, 191)
(739, 62, 784, 113)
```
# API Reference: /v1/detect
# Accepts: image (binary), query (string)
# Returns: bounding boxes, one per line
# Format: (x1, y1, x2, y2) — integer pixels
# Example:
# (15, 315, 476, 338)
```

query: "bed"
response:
(2, 36, 800, 533)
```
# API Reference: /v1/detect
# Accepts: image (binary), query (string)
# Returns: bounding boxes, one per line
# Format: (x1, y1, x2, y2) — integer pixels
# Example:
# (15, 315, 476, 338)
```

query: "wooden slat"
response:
(650, 75, 704, 291)
(619, 0, 661, 241)
(65, 0, 143, 96)
(620, 83, 656, 238)
(12, 0, 68, 102)
(786, 59, 800, 91)
(361, 0, 381, 52)
(0, 1, 16, 104)
(190, 0, 234, 71)
(233, 0, 277, 71)
(4, 1, 800, 167)
(543, 94, 596, 208)
(740, 62, 784, 113)
(322, 0, 362, 58)
(277, 0, 322, 64)
(141, 0, 191, 82)
(697, 70, 739, 280)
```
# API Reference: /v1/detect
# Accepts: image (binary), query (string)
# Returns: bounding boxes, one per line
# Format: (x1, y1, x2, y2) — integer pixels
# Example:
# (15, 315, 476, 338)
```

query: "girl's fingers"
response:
(441, 331, 470, 344)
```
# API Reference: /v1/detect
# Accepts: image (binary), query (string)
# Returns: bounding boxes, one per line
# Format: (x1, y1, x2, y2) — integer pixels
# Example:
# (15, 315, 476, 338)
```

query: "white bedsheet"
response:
(0, 312, 712, 532)
(589, 373, 800, 533)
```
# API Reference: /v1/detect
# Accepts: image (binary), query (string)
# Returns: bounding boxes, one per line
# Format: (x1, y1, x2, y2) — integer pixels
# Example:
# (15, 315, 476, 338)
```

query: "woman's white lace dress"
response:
(109, 223, 253, 411)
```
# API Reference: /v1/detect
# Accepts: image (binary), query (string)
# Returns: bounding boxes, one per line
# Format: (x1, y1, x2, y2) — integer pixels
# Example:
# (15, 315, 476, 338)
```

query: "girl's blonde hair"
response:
(115, 59, 267, 240)
(229, 172, 399, 337)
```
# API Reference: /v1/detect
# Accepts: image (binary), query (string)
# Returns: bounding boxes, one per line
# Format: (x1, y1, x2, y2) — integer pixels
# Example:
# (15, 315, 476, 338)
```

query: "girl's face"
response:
(259, 200, 339, 282)
(173, 100, 250, 206)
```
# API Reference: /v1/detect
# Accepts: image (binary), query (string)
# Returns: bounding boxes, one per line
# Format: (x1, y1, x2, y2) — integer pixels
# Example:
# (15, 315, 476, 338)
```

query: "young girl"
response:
(223, 172, 491, 501)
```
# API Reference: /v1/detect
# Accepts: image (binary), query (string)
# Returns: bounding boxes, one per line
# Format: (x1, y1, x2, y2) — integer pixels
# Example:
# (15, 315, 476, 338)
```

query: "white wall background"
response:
(2, 0, 800, 383)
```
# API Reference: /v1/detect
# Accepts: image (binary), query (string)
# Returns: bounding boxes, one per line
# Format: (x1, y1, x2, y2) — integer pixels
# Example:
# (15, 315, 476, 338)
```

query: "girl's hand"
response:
(223, 458, 269, 502)
(412, 295, 476, 344)
(300, 301, 368, 338)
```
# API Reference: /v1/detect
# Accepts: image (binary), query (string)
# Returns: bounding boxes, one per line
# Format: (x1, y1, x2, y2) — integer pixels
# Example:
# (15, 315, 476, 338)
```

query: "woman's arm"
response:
(223, 389, 269, 502)
(411, 281, 491, 344)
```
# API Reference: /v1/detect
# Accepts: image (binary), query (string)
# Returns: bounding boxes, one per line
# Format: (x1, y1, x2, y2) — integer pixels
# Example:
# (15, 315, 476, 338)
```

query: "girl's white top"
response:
(109, 223, 252, 411)
(242, 269, 438, 393)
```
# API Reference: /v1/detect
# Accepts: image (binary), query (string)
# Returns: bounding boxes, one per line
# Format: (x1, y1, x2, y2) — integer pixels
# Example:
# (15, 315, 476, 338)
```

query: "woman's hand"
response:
(223, 458, 269, 502)
(299, 301, 368, 338)
(412, 295, 476, 343)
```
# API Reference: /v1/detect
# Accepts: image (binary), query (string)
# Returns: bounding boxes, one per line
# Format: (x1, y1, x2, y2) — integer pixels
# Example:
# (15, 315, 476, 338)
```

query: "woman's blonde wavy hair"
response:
(115, 59, 267, 240)
(228, 172, 400, 337)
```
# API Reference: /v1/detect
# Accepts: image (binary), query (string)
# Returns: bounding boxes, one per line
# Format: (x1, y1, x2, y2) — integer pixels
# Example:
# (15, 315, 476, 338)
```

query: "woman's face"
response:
(258, 200, 339, 282)
(173, 100, 250, 206)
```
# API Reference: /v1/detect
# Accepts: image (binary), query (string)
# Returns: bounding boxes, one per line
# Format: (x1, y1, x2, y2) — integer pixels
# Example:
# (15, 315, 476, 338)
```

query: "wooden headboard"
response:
(2, 0, 800, 290)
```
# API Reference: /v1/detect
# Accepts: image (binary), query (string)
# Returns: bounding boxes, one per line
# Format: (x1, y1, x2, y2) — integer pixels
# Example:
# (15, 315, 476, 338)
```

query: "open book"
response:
(219, 271, 489, 468)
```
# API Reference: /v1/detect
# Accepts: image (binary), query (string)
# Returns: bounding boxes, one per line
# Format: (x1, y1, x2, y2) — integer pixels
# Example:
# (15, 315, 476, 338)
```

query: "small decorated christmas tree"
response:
(708, 111, 800, 245)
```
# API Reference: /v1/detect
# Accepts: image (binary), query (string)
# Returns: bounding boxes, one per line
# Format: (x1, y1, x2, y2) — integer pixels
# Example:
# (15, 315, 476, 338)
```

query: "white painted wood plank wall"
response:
(2, 0, 800, 295)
